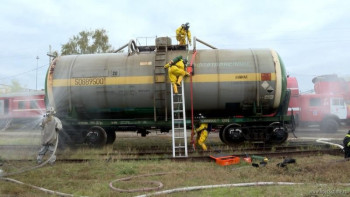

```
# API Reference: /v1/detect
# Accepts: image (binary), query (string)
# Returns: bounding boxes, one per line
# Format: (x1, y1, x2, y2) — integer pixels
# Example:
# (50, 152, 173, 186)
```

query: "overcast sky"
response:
(0, 0, 349, 92)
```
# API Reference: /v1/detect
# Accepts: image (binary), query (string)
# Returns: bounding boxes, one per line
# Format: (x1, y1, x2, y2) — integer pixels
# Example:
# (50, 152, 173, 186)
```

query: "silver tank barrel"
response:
(46, 48, 286, 117)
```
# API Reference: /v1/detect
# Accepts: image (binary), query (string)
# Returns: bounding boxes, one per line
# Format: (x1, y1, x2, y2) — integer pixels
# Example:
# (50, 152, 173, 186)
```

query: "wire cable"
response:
(0, 64, 48, 81)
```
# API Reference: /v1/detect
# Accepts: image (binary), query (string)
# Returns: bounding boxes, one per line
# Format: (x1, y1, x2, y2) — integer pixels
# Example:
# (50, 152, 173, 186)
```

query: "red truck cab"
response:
(287, 75, 349, 132)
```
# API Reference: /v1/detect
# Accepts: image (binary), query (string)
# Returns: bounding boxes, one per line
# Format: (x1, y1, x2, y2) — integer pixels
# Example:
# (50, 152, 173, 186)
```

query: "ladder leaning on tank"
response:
(169, 37, 217, 158)
(113, 37, 217, 156)
(171, 81, 188, 157)
(153, 38, 169, 122)
(170, 37, 216, 158)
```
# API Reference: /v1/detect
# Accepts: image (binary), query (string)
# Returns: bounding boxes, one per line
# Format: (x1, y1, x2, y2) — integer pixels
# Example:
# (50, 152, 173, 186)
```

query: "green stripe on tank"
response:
(278, 53, 287, 107)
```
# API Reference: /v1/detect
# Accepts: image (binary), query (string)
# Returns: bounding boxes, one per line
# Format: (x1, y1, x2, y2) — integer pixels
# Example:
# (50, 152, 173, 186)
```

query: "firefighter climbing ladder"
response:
(153, 39, 168, 121)
(171, 81, 188, 157)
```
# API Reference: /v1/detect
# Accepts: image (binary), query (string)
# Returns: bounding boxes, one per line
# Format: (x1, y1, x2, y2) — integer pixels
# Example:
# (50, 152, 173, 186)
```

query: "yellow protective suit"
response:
(164, 59, 189, 94)
(195, 123, 209, 151)
(176, 26, 191, 45)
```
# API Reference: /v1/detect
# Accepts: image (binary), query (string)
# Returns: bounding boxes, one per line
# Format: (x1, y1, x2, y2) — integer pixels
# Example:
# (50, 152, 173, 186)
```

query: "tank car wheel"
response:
(137, 129, 150, 137)
(160, 128, 170, 133)
(219, 127, 225, 143)
(220, 124, 245, 145)
(106, 129, 116, 144)
(269, 125, 288, 144)
(320, 119, 338, 133)
(86, 126, 107, 147)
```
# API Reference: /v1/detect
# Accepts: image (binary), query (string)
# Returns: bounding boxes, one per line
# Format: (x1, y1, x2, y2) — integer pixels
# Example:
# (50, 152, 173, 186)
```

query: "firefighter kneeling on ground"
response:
(344, 130, 350, 159)
(193, 114, 210, 151)
(164, 55, 190, 94)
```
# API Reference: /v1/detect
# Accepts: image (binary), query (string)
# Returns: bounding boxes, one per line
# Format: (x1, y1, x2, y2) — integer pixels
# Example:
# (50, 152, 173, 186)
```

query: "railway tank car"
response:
(45, 37, 292, 146)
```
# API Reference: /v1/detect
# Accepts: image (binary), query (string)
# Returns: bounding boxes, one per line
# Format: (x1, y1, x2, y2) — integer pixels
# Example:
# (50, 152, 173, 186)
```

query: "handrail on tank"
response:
(114, 40, 139, 56)
(135, 36, 157, 46)
(193, 37, 217, 51)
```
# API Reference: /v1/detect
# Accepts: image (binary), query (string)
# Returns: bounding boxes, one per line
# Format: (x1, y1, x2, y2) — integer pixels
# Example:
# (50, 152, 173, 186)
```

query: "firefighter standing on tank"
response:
(36, 107, 62, 165)
(164, 55, 190, 94)
(344, 130, 350, 158)
(176, 22, 191, 45)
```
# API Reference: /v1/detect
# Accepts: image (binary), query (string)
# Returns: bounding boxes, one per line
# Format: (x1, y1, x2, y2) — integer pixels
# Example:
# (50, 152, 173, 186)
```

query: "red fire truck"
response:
(287, 75, 350, 132)
(0, 90, 45, 130)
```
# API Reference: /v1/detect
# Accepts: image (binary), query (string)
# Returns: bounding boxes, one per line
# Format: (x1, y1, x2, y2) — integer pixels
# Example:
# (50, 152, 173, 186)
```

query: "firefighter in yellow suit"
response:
(164, 56, 190, 94)
(194, 122, 209, 151)
(176, 22, 191, 45)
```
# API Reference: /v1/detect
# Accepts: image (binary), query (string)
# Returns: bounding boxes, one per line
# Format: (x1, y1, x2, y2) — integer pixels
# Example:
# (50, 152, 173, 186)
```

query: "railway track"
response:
(0, 139, 341, 153)
(0, 145, 40, 150)
(1, 139, 343, 165)
(95, 145, 331, 157)
(0, 142, 334, 154)
(1, 148, 343, 163)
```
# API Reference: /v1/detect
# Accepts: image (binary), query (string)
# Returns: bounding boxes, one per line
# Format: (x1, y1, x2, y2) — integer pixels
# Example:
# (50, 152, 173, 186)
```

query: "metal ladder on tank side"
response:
(171, 81, 188, 157)
(153, 41, 168, 121)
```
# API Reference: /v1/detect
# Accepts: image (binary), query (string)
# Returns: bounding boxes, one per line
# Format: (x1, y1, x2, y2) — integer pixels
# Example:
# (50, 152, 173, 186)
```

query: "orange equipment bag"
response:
(210, 155, 240, 166)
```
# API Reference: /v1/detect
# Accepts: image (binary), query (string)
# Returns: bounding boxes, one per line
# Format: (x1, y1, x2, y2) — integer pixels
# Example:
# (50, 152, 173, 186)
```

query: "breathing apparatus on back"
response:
(182, 58, 188, 66)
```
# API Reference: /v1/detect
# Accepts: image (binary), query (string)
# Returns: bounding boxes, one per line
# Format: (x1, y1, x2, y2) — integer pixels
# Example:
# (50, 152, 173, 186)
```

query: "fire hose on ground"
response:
(1, 137, 349, 196)
(0, 135, 81, 197)
(0, 136, 59, 177)
(316, 138, 344, 150)
(135, 182, 350, 197)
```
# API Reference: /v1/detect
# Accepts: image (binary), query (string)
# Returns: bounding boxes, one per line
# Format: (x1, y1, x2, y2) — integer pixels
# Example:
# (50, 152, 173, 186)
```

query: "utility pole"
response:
(36, 56, 39, 90)
(47, 45, 56, 65)
(48, 45, 52, 65)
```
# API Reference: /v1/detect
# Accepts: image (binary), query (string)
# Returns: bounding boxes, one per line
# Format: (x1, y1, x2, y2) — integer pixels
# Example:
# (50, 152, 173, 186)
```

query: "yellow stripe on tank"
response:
(191, 73, 276, 83)
(52, 73, 276, 87)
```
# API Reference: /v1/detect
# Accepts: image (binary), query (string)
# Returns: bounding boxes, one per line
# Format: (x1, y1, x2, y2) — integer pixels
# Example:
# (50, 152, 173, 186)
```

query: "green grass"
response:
(1, 131, 349, 196)
(1, 155, 349, 197)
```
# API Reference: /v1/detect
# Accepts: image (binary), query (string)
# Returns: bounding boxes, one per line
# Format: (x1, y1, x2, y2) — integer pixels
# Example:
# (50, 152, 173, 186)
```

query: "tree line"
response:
(2, 29, 115, 93)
